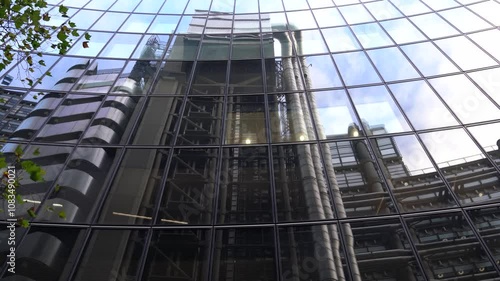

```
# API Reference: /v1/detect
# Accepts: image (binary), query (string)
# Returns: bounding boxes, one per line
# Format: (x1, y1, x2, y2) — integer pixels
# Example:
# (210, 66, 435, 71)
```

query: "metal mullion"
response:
(260, 1, 282, 280)
(60, 227, 93, 281)
(462, 125, 500, 175)
(134, 227, 154, 281)
(205, 0, 235, 279)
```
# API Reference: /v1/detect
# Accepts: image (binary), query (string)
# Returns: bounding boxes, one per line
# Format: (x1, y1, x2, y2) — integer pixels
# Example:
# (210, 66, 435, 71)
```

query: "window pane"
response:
(302, 55, 343, 89)
(435, 36, 496, 71)
(389, 80, 459, 129)
(468, 67, 500, 106)
(367, 47, 420, 82)
(468, 122, 500, 166)
(410, 13, 460, 39)
(313, 8, 345, 28)
(429, 75, 500, 124)
(322, 26, 361, 52)
(401, 42, 459, 77)
(420, 129, 500, 206)
(73, 230, 147, 281)
(334, 51, 381, 86)
(225, 96, 267, 144)
(349, 86, 411, 133)
(365, 0, 402, 20)
(439, 7, 491, 33)
(273, 144, 335, 221)
(338, 4, 374, 24)
(296, 29, 329, 55)
(381, 18, 426, 44)
(213, 228, 276, 280)
(142, 229, 210, 281)
(218, 147, 273, 223)
(157, 148, 218, 225)
(351, 23, 394, 49)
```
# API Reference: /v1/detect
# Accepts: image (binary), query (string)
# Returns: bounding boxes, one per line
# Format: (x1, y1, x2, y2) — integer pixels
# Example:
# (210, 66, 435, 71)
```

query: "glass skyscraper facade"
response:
(1, 0, 500, 280)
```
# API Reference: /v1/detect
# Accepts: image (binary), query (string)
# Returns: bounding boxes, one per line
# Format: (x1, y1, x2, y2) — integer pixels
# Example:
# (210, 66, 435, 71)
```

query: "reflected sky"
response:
(349, 86, 411, 134)
(389, 80, 459, 130)
(429, 75, 500, 124)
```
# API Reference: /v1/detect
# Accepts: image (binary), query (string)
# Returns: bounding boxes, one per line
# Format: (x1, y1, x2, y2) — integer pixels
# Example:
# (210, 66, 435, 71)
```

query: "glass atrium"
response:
(1, 0, 500, 280)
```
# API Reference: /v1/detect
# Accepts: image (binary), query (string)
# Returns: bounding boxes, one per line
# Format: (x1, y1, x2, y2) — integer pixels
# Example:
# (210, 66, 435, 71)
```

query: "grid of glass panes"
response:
(1, 0, 500, 280)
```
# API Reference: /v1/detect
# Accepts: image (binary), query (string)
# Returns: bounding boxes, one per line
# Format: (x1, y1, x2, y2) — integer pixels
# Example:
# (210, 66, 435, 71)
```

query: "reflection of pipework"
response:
(347, 124, 384, 193)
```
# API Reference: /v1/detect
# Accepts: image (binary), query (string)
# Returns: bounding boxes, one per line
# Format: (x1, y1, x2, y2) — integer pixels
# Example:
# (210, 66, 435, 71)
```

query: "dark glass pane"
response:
(405, 213, 498, 280)
(73, 230, 147, 281)
(420, 129, 500, 206)
(218, 147, 272, 224)
(269, 93, 317, 143)
(36, 147, 120, 224)
(342, 219, 425, 280)
(229, 60, 263, 94)
(157, 148, 217, 225)
(213, 228, 276, 281)
(225, 95, 267, 145)
(324, 140, 395, 217)
(98, 149, 169, 224)
(273, 144, 335, 221)
(191, 61, 227, 95)
(279, 224, 350, 281)
(371, 135, 456, 212)
(127, 97, 182, 145)
(176, 96, 223, 146)
(142, 229, 210, 281)
(2, 227, 85, 281)
(468, 206, 500, 264)
(152, 61, 193, 95)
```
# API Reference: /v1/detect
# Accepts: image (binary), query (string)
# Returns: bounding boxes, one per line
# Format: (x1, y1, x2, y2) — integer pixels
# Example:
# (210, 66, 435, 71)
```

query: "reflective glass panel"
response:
(99, 34, 142, 59)
(468, 123, 500, 166)
(70, 9, 103, 29)
(309, 89, 361, 139)
(269, 93, 317, 142)
(409, 13, 460, 39)
(199, 35, 230, 61)
(301, 55, 343, 89)
(469, 0, 500, 26)
(365, 0, 403, 20)
(283, 0, 308, 11)
(229, 60, 263, 94)
(421, 0, 459, 10)
(468, 206, 500, 263)
(273, 144, 335, 221)
(401, 42, 459, 76)
(157, 148, 218, 225)
(349, 86, 412, 134)
(213, 228, 276, 280)
(142, 229, 210, 281)
(148, 15, 180, 34)
(90, 12, 128, 31)
(296, 29, 329, 55)
(119, 14, 155, 33)
(313, 8, 345, 28)
(390, 0, 431, 16)
(351, 23, 394, 49)
(128, 97, 182, 145)
(468, 29, 500, 61)
(191, 61, 227, 95)
(167, 34, 202, 61)
(68, 32, 114, 57)
(218, 147, 273, 224)
(439, 7, 491, 33)
(225, 96, 267, 144)
(333, 51, 381, 86)
(109, 0, 140, 12)
(159, 0, 188, 14)
(342, 219, 425, 279)
(279, 224, 350, 280)
(435, 36, 497, 71)
(389, 80, 459, 129)
(235, 0, 258, 13)
(73, 230, 147, 281)
(176, 96, 223, 145)
(468, 67, 500, 106)
(326, 139, 395, 217)
(98, 149, 169, 224)
(135, 0, 163, 13)
(259, 0, 284, 12)
(405, 213, 498, 280)
(372, 135, 456, 212)
(367, 47, 420, 82)
(232, 34, 262, 59)
(420, 129, 500, 206)
(338, 4, 374, 24)
(287, 10, 318, 30)
(381, 18, 426, 44)
(429, 75, 500, 124)
(131, 35, 169, 60)
(322, 27, 361, 52)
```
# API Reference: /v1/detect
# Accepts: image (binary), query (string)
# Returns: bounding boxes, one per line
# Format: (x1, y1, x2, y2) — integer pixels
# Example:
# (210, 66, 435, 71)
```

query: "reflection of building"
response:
(0, 90, 35, 137)
(1, 1, 500, 281)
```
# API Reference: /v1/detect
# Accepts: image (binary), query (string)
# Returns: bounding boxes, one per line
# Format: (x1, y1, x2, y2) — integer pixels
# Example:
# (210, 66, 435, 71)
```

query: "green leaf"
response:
(15, 145, 23, 157)
(38, 60, 45, 66)
(16, 195, 24, 204)
(58, 5, 68, 15)
(54, 184, 61, 192)
(0, 157, 6, 169)
(19, 219, 30, 228)
(58, 211, 66, 219)
(33, 148, 41, 156)
(27, 208, 36, 218)
(84, 32, 91, 40)
(68, 21, 76, 28)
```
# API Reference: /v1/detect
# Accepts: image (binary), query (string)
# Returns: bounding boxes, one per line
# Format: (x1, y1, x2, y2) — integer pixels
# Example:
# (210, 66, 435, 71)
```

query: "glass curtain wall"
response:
(1, 0, 500, 280)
